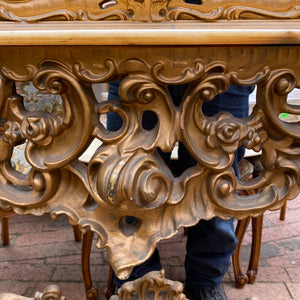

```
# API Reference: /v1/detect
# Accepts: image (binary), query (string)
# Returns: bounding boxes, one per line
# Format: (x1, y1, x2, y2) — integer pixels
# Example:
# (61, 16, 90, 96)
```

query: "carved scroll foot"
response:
(232, 215, 263, 288)
(246, 215, 263, 285)
(0, 285, 65, 300)
(109, 270, 188, 300)
(86, 288, 98, 300)
(234, 273, 249, 289)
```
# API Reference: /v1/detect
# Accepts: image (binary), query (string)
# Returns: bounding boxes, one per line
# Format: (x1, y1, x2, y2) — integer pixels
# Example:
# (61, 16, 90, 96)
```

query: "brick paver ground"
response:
(0, 193, 299, 300)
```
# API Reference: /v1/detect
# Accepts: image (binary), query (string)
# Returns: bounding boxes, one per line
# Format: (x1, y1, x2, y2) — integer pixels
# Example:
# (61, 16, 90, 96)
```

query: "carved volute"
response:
(0, 0, 299, 290)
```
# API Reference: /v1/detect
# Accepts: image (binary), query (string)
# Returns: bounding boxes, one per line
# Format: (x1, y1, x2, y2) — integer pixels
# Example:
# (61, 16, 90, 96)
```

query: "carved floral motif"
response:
(0, 54, 299, 280)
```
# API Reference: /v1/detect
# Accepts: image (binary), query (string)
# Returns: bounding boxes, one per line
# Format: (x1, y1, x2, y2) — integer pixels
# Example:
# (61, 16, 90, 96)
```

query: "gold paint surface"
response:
(0, 0, 299, 298)
(0, 285, 65, 300)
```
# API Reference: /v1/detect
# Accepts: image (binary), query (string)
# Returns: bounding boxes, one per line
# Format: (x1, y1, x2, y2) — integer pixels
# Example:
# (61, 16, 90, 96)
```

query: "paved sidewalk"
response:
(0, 194, 299, 300)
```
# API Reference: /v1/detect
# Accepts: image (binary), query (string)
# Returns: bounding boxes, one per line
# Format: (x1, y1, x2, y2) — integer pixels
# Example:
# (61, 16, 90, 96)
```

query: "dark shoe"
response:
(184, 285, 227, 300)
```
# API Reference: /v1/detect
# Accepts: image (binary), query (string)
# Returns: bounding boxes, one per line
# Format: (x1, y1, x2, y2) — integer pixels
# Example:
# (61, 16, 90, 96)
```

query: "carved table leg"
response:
(1, 217, 82, 245)
(0, 209, 16, 246)
(247, 215, 263, 284)
(232, 216, 251, 288)
(72, 225, 82, 242)
(104, 266, 116, 300)
(1, 217, 9, 245)
(82, 230, 98, 300)
(279, 201, 287, 221)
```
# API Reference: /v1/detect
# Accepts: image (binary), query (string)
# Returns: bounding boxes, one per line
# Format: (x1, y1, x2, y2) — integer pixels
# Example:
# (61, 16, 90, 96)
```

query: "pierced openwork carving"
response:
(0, 50, 299, 279)
(0, 0, 300, 22)
(110, 270, 188, 300)
(0, 1, 299, 297)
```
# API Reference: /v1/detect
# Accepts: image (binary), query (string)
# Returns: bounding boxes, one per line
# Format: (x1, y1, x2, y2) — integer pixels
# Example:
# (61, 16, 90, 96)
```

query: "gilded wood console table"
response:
(0, 0, 300, 299)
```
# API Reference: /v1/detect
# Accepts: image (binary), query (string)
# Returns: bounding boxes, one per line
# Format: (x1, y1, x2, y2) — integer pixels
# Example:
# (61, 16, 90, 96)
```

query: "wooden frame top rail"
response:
(0, 20, 300, 45)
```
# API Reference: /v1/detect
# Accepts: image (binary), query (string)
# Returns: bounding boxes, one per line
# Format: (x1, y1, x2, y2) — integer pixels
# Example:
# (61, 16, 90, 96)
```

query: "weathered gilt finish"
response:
(0, 0, 300, 299)
(0, 0, 300, 22)
(109, 270, 188, 299)
(0, 285, 65, 300)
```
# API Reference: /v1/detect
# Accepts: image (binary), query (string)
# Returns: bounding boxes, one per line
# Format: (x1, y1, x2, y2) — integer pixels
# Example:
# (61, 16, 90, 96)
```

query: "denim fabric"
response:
(185, 217, 237, 289)
(107, 81, 253, 289)
(107, 81, 123, 131)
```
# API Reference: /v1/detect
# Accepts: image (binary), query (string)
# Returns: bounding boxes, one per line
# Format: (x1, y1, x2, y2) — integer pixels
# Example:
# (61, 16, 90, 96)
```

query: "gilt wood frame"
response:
(0, 0, 299, 298)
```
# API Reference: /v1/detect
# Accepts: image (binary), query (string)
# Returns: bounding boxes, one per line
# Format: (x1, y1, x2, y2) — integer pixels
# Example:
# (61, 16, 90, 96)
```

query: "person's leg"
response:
(182, 85, 253, 299)
(107, 81, 123, 131)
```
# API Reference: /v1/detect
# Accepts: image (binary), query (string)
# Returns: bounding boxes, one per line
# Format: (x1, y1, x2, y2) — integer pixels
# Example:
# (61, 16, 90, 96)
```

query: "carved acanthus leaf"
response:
(0, 54, 299, 281)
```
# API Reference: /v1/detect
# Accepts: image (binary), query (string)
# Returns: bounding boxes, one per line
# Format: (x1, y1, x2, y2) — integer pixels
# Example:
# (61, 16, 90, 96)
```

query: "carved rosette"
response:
(0, 54, 299, 280)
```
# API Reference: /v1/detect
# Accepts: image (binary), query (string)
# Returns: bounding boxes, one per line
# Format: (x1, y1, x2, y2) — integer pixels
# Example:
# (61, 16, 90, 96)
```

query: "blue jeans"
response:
(107, 81, 253, 289)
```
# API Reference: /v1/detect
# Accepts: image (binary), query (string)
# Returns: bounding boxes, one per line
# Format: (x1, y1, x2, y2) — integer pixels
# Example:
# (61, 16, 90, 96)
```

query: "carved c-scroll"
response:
(0, 0, 300, 22)
(1, 60, 97, 170)
(0, 54, 299, 280)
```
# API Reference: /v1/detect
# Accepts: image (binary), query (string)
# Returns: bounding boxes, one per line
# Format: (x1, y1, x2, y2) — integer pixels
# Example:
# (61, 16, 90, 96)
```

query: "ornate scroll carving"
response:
(0, 285, 65, 300)
(0, 52, 299, 280)
(110, 270, 188, 300)
(0, 0, 300, 22)
(0, 2, 298, 300)
(1, 60, 96, 170)
(166, 1, 300, 22)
